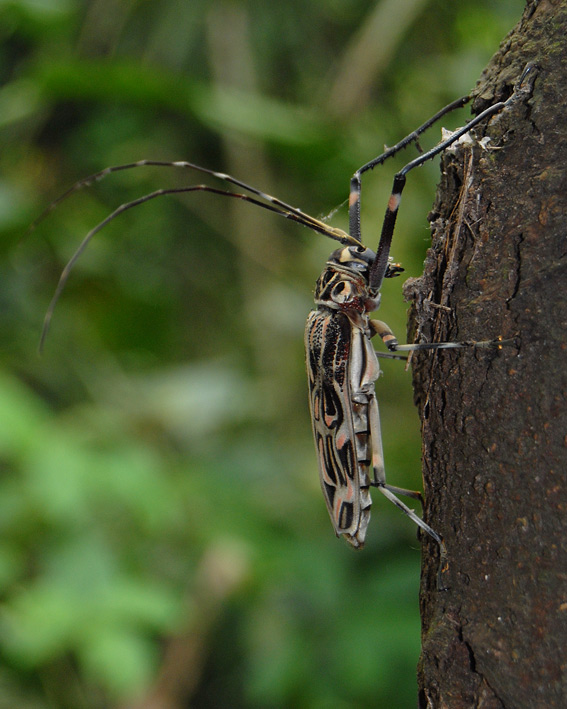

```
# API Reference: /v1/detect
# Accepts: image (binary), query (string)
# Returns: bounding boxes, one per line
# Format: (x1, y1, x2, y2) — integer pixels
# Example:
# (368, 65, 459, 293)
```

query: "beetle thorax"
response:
(314, 264, 380, 315)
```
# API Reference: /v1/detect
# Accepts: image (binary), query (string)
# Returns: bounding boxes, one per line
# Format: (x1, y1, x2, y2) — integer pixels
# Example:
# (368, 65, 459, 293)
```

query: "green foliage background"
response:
(1, 1, 522, 706)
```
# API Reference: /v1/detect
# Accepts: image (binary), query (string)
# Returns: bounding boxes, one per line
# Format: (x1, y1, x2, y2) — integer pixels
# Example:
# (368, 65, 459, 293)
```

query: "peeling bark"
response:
(408, 1, 567, 706)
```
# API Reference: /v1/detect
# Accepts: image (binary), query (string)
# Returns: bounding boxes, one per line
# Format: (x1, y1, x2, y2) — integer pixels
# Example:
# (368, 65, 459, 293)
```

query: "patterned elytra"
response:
(306, 246, 382, 549)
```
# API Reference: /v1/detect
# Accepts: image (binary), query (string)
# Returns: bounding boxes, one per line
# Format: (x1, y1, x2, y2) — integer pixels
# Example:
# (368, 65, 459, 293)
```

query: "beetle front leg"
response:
(370, 318, 515, 355)
(369, 318, 399, 351)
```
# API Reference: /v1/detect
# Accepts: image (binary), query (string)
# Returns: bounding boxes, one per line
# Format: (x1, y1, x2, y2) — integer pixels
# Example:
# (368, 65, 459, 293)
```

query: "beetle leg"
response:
(367, 394, 449, 589)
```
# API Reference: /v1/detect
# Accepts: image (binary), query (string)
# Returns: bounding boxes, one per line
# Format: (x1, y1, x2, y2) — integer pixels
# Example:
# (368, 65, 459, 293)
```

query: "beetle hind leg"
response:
(376, 484, 449, 590)
(367, 394, 448, 589)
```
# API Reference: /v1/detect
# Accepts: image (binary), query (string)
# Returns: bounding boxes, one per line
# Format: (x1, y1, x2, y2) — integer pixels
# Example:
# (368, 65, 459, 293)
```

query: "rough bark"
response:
(407, 1, 567, 706)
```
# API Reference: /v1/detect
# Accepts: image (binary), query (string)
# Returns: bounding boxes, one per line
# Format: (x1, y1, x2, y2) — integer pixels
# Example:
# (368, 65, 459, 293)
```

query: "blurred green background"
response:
(1, 1, 521, 707)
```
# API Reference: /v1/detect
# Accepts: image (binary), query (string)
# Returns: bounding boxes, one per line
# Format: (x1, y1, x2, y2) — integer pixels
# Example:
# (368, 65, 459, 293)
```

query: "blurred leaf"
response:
(0, 80, 42, 129)
(29, 59, 326, 145)
(79, 626, 157, 699)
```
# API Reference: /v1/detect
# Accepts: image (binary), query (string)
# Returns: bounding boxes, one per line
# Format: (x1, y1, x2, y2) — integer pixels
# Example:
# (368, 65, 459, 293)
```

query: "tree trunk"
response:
(409, 1, 567, 706)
